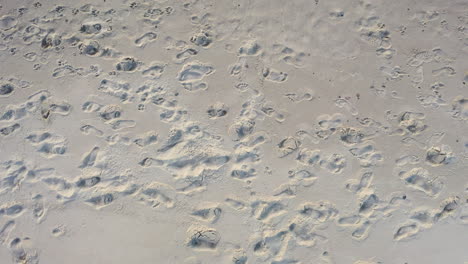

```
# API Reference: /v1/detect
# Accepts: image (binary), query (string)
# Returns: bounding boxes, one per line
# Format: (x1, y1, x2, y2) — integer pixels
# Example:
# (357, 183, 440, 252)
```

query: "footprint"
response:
(380, 65, 409, 80)
(450, 96, 468, 120)
(252, 200, 286, 221)
(106, 133, 132, 145)
(80, 125, 104, 137)
(79, 146, 100, 168)
(459, 214, 468, 224)
(298, 201, 339, 223)
(0, 204, 24, 218)
(0, 83, 14, 96)
(229, 62, 244, 76)
(432, 66, 456, 76)
(352, 220, 371, 240)
(191, 204, 222, 223)
(138, 182, 175, 209)
(337, 215, 361, 226)
(0, 160, 28, 194)
(395, 154, 419, 166)
(98, 79, 133, 103)
(320, 154, 347, 174)
(417, 93, 446, 109)
(0, 16, 17, 30)
(0, 220, 15, 244)
(231, 167, 256, 180)
(26, 132, 67, 157)
(277, 137, 301, 157)
(190, 31, 213, 47)
(115, 57, 139, 72)
(410, 209, 433, 227)
(76, 176, 101, 188)
(359, 194, 379, 215)
(393, 223, 419, 241)
(433, 196, 460, 222)
(229, 119, 256, 141)
(178, 62, 214, 82)
(339, 127, 365, 145)
(398, 111, 427, 134)
(275, 45, 308, 68)
(9, 237, 21, 248)
(349, 143, 383, 167)
(238, 40, 261, 56)
(232, 255, 248, 264)
(411, 66, 424, 86)
(134, 131, 158, 147)
(399, 168, 443, 197)
(346, 171, 373, 194)
(100, 46, 122, 59)
(289, 169, 317, 187)
(40, 32, 62, 50)
(334, 97, 358, 116)
(273, 183, 297, 197)
(41, 101, 72, 118)
(157, 129, 184, 153)
(135, 32, 157, 47)
(262, 68, 288, 83)
(99, 105, 122, 121)
(376, 47, 396, 59)
(109, 120, 136, 130)
(0, 123, 20, 137)
(0, 90, 50, 122)
(82, 101, 103, 113)
(317, 113, 344, 132)
(425, 145, 454, 166)
(85, 193, 114, 209)
(10, 247, 39, 264)
(178, 61, 214, 91)
(142, 63, 165, 79)
(284, 92, 314, 103)
(296, 148, 321, 166)
(80, 22, 103, 35)
(51, 225, 66, 237)
(207, 103, 228, 118)
(253, 230, 289, 257)
(187, 227, 220, 250)
(174, 48, 198, 64)
(139, 157, 164, 167)
(159, 108, 187, 123)
(78, 40, 101, 56)
(42, 177, 73, 197)
(32, 196, 47, 223)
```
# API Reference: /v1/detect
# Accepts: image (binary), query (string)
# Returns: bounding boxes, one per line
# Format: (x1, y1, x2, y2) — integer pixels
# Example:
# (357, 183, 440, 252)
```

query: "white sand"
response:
(0, 0, 468, 263)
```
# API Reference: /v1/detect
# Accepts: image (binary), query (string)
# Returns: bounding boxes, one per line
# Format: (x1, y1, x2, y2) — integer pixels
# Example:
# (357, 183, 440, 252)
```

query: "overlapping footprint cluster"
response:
(0, 0, 467, 263)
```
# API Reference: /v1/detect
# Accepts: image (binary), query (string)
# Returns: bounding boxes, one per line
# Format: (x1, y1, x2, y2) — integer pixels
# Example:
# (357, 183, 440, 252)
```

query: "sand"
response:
(0, 0, 468, 263)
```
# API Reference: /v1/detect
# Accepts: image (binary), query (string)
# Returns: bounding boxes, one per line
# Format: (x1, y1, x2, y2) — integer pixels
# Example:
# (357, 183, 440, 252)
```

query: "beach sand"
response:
(0, 0, 467, 263)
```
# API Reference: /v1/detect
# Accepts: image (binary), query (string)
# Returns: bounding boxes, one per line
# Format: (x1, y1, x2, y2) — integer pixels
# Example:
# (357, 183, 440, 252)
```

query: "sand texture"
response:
(0, 0, 468, 263)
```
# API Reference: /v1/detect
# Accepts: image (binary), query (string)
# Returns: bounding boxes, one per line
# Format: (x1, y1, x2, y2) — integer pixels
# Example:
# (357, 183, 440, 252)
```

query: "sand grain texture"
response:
(0, 0, 467, 263)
